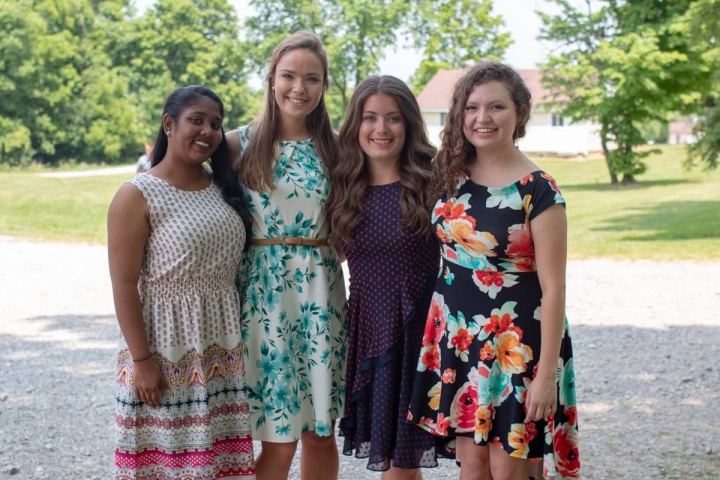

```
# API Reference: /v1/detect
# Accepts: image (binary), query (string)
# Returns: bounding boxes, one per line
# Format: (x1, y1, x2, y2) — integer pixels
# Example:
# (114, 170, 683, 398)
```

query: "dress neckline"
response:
(143, 172, 213, 193)
(466, 170, 542, 189)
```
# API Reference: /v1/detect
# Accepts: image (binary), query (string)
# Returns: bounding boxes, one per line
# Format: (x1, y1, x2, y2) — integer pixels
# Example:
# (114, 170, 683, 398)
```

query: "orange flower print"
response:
(444, 218, 498, 257)
(450, 327, 473, 353)
(474, 404, 493, 442)
(450, 381, 479, 432)
(436, 223, 452, 244)
(505, 222, 534, 259)
(480, 341, 495, 361)
(553, 424, 581, 478)
(541, 172, 563, 196)
(419, 344, 440, 373)
(427, 381, 441, 410)
(508, 422, 537, 458)
(441, 368, 456, 384)
(495, 331, 532, 374)
(447, 310, 481, 361)
(472, 269, 518, 299)
(422, 293, 448, 346)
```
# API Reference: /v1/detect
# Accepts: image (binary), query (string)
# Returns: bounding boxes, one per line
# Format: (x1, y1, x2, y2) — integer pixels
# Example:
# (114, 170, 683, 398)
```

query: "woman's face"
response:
(272, 48, 325, 126)
(357, 93, 406, 167)
(462, 81, 518, 153)
(165, 96, 223, 165)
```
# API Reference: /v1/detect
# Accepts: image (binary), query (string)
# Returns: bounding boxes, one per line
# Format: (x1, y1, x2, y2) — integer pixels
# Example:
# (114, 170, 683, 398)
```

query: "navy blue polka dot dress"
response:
(339, 181, 444, 471)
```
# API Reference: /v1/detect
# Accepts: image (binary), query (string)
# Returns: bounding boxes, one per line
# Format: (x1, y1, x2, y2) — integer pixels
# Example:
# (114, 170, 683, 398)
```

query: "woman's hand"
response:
(133, 359, 170, 408)
(524, 374, 558, 423)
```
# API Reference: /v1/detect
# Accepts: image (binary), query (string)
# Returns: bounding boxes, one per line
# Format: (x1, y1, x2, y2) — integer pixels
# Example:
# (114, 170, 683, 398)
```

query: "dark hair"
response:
(152, 85, 252, 238)
(327, 75, 437, 246)
(432, 62, 532, 201)
(237, 31, 338, 192)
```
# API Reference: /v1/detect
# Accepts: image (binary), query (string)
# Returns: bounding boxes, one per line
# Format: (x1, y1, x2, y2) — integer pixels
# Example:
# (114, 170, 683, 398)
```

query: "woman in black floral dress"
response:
(408, 63, 581, 480)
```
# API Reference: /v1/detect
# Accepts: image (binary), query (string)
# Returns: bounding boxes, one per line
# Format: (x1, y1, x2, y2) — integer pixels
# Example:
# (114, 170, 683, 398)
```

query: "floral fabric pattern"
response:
(115, 173, 255, 479)
(409, 171, 581, 479)
(236, 126, 347, 442)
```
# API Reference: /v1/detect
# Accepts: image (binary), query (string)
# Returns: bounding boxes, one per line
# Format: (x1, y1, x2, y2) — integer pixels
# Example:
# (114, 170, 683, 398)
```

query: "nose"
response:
(375, 119, 388, 133)
(292, 78, 306, 93)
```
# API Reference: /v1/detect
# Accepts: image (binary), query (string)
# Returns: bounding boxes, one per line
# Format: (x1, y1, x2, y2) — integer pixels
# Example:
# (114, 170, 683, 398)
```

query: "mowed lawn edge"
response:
(1, 145, 718, 260)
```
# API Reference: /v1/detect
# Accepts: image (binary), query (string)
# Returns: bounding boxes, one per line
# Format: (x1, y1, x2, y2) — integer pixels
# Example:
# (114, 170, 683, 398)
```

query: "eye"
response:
(190, 117, 202, 124)
(307, 76, 321, 83)
(212, 122, 222, 131)
(281, 73, 292, 80)
(491, 104, 505, 111)
(363, 115, 376, 122)
(388, 115, 402, 123)
(464, 105, 477, 112)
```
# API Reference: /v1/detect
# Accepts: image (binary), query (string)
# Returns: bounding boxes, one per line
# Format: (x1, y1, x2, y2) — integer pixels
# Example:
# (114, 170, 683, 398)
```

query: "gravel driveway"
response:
(1, 236, 718, 479)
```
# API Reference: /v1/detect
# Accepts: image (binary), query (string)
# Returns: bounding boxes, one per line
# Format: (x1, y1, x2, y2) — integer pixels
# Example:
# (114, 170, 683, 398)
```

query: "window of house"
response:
(440, 112, 447, 125)
(552, 113, 564, 127)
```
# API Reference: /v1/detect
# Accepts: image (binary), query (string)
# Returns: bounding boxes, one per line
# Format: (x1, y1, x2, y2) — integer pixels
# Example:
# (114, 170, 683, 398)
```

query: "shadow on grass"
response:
(561, 178, 694, 192)
(589, 200, 720, 241)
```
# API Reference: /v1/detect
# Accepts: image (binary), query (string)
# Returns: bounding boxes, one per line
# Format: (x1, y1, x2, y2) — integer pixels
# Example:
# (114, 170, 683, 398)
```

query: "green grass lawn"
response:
(1, 145, 718, 260)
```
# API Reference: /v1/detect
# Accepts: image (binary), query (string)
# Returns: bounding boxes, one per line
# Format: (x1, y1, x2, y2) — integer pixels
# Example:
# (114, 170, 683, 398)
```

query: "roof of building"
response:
(417, 68, 553, 111)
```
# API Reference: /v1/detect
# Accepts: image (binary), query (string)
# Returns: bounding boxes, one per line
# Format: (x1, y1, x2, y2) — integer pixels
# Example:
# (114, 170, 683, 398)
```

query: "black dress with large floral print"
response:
(408, 171, 581, 479)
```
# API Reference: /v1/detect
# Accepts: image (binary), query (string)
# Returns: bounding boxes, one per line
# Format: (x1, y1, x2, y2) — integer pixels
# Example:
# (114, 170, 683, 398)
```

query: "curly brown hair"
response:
(327, 75, 437, 246)
(236, 31, 338, 192)
(432, 62, 532, 202)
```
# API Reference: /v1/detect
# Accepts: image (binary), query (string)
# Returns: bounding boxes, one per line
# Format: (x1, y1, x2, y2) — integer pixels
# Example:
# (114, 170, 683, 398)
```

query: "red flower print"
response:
(474, 270, 505, 287)
(564, 406, 578, 426)
(482, 312, 522, 337)
(423, 296, 447, 346)
(541, 172, 563, 196)
(505, 223, 534, 259)
(553, 425, 581, 478)
(434, 201, 467, 221)
(421, 345, 440, 372)
(450, 327, 474, 353)
(450, 382, 479, 431)
(519, 173, 535, 186)
(435, 413, 451, 436)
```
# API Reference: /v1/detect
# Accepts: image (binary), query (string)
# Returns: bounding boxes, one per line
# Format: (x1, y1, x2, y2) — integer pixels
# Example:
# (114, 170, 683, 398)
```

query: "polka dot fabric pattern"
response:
(409, 171, 581, 479)
(339, 181, 445, 471)
(114, 173, 256, 479)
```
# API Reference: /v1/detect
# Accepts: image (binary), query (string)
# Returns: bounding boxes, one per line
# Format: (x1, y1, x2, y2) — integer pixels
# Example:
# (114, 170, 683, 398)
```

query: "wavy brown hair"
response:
(327, 75, 437, 246)
(432, 62, 532, 202)
(236, 31, 338, 191)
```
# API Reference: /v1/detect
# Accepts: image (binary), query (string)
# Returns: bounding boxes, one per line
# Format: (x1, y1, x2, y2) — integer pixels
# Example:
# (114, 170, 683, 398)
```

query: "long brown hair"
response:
(328, 75, 437, 246)
(236, 31, 338, 191)
(432, 62, 532, 202)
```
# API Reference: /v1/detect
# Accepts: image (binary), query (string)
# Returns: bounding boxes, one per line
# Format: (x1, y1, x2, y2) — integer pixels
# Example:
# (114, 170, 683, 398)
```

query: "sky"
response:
(134, 0, 558, 80)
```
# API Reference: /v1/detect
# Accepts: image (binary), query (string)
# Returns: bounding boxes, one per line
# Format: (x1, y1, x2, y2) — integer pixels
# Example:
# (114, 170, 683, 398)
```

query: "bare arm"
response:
(107, 183, 168, 407)
(524, 203, 567, 422)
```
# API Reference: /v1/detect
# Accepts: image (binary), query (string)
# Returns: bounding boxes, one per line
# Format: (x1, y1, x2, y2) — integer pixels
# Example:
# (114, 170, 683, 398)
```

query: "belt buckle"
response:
(280, 236, 289, 246)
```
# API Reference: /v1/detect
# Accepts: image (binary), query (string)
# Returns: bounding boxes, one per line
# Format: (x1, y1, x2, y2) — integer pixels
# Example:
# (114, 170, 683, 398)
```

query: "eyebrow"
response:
(278, 68, 322, 76)
(362, 110, 401, 115)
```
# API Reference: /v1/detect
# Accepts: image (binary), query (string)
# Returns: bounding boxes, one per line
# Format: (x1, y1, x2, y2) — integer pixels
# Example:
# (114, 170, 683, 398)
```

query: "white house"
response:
(668, 121, 697, 144)
(417, 69, 603, 156)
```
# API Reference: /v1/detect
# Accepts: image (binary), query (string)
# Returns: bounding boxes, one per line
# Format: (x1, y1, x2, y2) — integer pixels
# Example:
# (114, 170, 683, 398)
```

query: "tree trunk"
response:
(621, 174, 637, 185)
(600, 131, 619, 184)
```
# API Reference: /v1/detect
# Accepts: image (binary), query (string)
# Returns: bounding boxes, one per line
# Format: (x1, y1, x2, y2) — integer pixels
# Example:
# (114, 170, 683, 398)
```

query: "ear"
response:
(162, 114, 173, 135)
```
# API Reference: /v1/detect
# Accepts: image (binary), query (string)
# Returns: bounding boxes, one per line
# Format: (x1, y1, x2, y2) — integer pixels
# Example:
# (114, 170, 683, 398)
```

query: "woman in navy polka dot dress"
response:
(327, 75, 450, 478)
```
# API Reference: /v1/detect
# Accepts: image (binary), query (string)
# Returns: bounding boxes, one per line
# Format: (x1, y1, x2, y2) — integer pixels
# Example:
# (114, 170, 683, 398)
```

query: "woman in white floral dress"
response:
(227, 32, 347, 480)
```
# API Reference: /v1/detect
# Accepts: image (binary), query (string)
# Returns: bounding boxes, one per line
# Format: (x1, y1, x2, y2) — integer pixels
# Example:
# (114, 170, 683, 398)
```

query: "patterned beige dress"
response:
(114, 173, 256, 479)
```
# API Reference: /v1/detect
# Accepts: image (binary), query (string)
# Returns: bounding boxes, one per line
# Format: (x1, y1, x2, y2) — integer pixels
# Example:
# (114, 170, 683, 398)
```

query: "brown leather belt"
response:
(249, 237, 330, 247)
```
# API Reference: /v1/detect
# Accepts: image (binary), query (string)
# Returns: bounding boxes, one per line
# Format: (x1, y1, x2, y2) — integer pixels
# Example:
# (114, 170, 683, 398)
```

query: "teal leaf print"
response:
(486, 185, 523, 210)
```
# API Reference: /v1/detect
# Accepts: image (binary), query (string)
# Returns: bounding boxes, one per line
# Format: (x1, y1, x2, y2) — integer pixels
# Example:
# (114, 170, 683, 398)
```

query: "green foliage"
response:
(3, 146, 718, 260)
(408, 0, 511, 93)
(0, 0, 253, 167)
(682, 0, 720, 170)
(244, 0, 411, 123)
(538, 0, 712, 184)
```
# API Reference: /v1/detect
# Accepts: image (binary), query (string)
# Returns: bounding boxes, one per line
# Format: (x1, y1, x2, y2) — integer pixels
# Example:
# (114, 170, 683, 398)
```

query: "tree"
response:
(243, 0, 411, 126)
(683, 0, 720, 170)
(538, 0, 711, 184)
(408, 0, 511, 93)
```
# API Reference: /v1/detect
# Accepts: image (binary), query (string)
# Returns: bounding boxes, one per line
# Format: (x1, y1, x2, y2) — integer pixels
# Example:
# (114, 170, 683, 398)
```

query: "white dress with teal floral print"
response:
(236, 126, 347, 442)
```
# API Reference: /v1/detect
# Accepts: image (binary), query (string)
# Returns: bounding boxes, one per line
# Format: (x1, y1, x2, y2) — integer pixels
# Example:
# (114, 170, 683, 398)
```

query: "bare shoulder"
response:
(226, 128, 241, 159)
(108, 182, 147, 218)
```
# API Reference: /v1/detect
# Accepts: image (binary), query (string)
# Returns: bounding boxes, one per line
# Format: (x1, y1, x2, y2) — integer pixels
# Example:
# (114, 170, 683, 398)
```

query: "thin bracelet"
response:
(132, 354, 153, 363)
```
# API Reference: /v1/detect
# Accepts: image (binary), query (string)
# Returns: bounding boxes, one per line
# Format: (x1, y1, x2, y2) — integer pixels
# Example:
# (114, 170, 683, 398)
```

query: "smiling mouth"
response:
(474, 128, 497, 133)
(371, 139, 392, 146)
(286, 97, 307, 105)
(195, 140, 210, 147)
